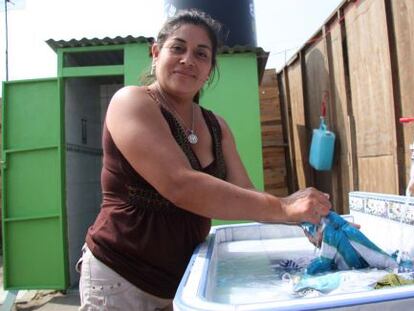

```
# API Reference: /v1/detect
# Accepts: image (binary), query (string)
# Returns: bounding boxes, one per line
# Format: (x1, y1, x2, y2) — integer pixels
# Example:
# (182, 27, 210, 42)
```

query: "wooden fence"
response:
(260, 69, 289, 196)
(277, 0, 414, 214)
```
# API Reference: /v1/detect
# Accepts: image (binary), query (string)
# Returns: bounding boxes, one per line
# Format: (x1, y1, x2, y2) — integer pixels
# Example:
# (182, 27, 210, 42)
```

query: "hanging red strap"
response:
(321, 91, 329, 118)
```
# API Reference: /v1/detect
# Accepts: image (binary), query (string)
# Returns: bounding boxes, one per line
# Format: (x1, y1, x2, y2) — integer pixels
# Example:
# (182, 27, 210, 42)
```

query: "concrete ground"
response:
(0, 257, 80, 311)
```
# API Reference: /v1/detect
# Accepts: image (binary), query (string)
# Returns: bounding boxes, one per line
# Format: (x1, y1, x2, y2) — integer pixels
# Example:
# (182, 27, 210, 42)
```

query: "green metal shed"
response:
(1, 36, 268, 290)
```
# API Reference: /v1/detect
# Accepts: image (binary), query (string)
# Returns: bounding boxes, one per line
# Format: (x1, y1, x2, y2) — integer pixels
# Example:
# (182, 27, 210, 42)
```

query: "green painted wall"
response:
(55, 43, 152, 84)
(124, 44, 152, 85)
(201, 53, 264, 189)
(201, 53, 264, 226)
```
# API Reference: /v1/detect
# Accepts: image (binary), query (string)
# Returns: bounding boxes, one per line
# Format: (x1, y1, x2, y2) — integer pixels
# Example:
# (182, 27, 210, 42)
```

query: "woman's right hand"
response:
(280, 187, 331, 224)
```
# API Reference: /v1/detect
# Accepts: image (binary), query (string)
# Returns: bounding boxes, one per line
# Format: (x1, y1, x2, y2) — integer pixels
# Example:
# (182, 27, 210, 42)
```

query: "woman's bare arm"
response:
(106, 86, 331, 224)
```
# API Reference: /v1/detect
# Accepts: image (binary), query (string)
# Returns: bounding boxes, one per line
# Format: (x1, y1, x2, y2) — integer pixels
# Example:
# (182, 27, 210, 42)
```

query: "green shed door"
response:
(2, 78, 68, 290)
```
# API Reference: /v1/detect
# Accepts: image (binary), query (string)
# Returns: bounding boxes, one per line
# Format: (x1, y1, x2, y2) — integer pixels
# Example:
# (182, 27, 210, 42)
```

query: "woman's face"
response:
(152, 24, 213, 99)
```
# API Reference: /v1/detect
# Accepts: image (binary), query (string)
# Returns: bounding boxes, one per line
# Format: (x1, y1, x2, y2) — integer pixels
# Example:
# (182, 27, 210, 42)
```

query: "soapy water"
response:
(212, 255, 311, 303)
(208, 238, 315, 304)
(207, 238, 397, 305)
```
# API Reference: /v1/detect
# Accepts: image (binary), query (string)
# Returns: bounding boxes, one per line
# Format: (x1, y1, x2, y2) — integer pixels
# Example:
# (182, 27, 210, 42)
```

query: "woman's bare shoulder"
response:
(211, 112, 232, 138)
(105, 85, 160, 130)
(107, 86, 157, 115)
(110, 85, 152, 106)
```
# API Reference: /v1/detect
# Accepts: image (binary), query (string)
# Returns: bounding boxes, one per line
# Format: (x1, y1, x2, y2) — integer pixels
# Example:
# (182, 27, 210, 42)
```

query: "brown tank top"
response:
(85, 105, 226, 299)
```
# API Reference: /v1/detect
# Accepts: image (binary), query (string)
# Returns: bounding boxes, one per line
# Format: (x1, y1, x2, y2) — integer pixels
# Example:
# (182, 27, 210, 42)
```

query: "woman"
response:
(78, 9, 331, 311)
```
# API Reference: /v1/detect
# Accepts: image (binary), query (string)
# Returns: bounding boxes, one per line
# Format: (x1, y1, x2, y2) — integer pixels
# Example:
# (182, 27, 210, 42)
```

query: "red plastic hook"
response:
(400, 117, 414, 123)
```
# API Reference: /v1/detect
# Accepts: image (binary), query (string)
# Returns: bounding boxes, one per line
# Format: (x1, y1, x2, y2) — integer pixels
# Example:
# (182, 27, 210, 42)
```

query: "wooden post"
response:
(280, 68, 298, 192)
(384, 0, 405, 195)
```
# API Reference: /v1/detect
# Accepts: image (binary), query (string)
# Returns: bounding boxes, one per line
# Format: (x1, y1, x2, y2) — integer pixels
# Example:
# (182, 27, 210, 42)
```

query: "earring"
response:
(151, 62, 156, 75)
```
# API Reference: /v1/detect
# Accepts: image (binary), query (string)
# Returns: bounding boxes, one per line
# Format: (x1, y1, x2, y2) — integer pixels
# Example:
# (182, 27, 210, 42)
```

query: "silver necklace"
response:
(154, 84, 198, 145)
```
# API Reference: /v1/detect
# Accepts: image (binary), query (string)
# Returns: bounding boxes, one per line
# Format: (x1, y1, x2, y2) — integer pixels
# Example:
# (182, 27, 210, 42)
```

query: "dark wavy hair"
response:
(157, 9, 223, 77)
(142, 9, 224, 101)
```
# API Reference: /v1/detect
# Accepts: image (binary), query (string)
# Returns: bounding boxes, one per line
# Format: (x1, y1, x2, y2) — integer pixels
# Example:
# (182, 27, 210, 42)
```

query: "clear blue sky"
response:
(0, 0, 342, 89)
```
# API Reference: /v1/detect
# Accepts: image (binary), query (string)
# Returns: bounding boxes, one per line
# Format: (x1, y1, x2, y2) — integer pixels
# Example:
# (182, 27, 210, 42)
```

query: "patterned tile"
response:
(388, 202, 406, 222)
(365, 198, 388, 217)
(349, 196, 365, 212)
(349, 192, 414, 225)
(405, 208, 414, 225)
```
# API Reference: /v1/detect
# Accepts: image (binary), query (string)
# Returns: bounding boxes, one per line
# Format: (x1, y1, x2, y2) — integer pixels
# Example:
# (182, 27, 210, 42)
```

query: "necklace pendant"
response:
(188, 131, 198, 144)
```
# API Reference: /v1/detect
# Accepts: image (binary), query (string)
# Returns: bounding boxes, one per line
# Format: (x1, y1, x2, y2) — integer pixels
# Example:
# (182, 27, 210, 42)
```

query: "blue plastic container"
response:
(309, 117, 335, 171)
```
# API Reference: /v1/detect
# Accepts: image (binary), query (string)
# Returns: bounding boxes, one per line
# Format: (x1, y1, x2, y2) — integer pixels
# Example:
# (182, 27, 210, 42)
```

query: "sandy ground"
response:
(0, 256, 80, 311)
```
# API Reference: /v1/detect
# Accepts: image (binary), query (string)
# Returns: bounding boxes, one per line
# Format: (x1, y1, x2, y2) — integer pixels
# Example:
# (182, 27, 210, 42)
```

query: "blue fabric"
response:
(302, 212, 398, 275)
(391, 250, 414, 273)
(294, 271, 341, 293)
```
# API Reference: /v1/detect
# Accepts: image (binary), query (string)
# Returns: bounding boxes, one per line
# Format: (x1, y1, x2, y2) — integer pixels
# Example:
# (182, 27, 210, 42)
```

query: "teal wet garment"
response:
(302, 212, 398, 275)
(294, 272, 341, 294)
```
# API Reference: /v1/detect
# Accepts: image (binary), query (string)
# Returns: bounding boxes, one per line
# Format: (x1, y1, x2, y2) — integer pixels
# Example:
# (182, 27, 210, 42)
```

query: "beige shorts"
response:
(77, 246, 173, 311)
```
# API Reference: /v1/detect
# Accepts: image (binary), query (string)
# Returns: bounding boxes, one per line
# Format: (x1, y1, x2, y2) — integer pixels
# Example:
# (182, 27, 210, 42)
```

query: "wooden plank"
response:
(279, 69, 297, 192)
(264, 168, 287, 184)
(303, 34, 335, 200)
(304, 39, 331, 130)
(267, 187, 289, 197)
(358, 156, 397, 194)
(324, 24, 343, 213)
(287, 60, 310, 188)
(260, 103, 281, 120)
(262, 147, 287, 168)
(390, 0, 414, 190)
(261, 126, 282, 136)
(260, 87, 279, 100)
(274, 0, 414, 204)
(384, 0, 406, 195)
(345, 0, 398, 193)
(345, 0, 395, 157)
(262, 146, 285, 157)
(326, 14, 355, 213)
(259, 70, 288, 196)
(261, 69, 277, 87)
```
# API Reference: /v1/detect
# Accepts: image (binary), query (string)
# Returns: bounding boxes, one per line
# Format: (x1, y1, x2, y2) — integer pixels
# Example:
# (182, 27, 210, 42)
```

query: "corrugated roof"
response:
(46, 35, 154, 52)
(46, 36, 268, 82)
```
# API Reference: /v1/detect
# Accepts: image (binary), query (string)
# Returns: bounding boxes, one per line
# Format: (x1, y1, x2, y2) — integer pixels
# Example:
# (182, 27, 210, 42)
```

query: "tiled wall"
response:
(349, 191, 414, 257)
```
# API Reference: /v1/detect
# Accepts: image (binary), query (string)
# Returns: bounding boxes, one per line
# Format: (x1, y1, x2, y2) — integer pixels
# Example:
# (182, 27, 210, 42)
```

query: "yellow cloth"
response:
(374, 274, 414, 289)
